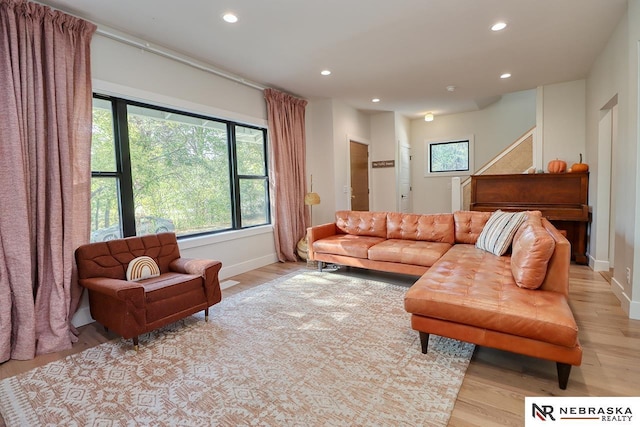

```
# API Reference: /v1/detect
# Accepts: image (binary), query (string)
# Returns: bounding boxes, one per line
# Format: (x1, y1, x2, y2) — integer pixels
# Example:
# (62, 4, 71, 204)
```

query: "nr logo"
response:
(532, 403, 556, 421)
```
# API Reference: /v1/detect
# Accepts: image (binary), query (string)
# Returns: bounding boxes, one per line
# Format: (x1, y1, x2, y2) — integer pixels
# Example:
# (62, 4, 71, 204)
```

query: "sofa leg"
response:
(318, 261, 324, 272)
(557, 362, 571, 390)
(133, 336, 139, 352)
(419, 331, 430, 354)
(205, 308, 209, 322)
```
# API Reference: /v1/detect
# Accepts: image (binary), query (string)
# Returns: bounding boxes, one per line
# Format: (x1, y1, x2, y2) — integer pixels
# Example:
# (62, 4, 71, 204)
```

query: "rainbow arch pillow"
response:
(126, 256, 161, 281)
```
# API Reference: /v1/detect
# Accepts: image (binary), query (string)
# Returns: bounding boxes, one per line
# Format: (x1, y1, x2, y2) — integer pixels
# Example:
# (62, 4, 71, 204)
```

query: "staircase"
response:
(455, 127, 536, 211)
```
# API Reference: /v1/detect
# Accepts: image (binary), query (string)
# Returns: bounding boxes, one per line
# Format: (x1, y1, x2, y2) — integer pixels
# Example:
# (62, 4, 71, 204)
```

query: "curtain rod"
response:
(33, 1, 273, 93)
(96, 26, 267, 92)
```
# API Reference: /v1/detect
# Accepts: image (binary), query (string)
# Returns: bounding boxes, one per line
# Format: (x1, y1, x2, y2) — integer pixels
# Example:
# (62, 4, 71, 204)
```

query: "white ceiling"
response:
(39, 0, 627, 118)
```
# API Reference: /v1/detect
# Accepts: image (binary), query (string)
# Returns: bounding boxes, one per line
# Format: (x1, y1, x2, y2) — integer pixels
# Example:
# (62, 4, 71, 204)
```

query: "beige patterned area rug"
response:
(0, 270, 474, 426)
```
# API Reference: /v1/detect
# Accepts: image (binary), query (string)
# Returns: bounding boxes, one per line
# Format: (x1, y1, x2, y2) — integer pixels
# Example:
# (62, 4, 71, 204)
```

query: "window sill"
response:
(177, 225, 274, 250)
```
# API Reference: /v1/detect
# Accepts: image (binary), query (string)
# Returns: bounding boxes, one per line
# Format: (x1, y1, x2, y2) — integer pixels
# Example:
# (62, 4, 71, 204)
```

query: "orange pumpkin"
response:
(547, 159, 567, 173)
(570, 153, 589, 173)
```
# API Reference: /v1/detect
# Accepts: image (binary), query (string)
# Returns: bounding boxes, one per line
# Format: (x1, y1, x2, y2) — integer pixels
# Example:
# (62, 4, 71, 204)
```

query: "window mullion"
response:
(114, 99, 136, 237)
(228, 124, 241, 228)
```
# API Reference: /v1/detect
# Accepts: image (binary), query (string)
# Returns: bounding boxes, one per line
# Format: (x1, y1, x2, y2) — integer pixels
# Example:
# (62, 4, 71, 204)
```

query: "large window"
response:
(90, 95, 269, 242)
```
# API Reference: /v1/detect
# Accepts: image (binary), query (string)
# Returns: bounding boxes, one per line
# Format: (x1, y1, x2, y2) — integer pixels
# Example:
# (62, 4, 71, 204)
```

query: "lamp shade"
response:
(304, 192, 320, 206)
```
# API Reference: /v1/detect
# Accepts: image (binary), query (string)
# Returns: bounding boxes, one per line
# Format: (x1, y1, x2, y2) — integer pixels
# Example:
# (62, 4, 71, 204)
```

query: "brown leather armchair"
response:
(75, 233, 222, 350)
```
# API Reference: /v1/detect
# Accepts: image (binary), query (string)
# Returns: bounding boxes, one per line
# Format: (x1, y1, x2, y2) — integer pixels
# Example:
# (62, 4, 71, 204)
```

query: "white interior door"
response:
(398, 143, 412, 213)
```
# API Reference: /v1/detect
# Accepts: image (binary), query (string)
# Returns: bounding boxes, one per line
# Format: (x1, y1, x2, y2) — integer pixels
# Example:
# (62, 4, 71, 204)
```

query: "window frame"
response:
(91, 93, 270, 240)
(423, 135, 474, 178)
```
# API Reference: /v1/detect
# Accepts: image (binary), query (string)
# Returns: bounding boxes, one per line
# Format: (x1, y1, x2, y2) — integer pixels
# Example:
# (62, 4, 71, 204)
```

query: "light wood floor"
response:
(1, 262, 639, 426)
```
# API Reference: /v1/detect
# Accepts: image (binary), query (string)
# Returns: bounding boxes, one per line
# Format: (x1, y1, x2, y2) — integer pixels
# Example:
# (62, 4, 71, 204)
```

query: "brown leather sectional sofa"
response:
(308, 210, 582, 389)
(75, 233, 222, 350)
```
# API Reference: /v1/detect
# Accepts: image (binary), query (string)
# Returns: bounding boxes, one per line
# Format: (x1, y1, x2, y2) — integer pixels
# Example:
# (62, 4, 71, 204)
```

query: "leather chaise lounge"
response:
(308, 210, 582, 389)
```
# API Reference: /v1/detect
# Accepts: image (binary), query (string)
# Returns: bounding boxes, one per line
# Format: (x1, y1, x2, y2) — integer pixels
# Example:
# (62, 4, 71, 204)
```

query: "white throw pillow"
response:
(126, 256, 161, 281)
(475, 210, 526, 256)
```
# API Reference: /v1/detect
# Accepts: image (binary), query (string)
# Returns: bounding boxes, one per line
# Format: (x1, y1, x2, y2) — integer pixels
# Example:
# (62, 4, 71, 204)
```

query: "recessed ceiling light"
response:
(320, 70, 331, 76)
(446, 85, 456, 92)
(424, 113, 434, 122)
(372, 98, 380, 103)
(500, 73, 512, 79)
(223, 13, 238, 23)
(491, 22, 507, 31)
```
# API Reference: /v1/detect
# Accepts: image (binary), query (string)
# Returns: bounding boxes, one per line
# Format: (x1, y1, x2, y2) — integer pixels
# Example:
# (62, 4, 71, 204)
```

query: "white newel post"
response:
(451, 177, 461, 212)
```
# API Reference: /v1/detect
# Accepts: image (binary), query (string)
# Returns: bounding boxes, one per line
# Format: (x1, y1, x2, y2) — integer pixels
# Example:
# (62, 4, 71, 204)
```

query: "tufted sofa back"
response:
(75, 233, 181, 280)
(453, 210, 492, 244)
(335, 210, 388, 238)
(386, 212, 455, 243)
(335, 210, 495, 244)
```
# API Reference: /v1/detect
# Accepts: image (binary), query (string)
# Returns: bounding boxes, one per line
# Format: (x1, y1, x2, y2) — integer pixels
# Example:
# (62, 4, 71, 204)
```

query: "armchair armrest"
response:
(79, 277, 146, 335)
(79, 277, 144, 301)
(307, 222, 338, 260)
(169, 258, 223, 305)
(170, 258, 221, 276)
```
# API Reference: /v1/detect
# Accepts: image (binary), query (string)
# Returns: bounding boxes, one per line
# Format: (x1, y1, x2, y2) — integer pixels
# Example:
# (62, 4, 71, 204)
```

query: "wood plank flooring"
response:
(1, 262, 638, 426)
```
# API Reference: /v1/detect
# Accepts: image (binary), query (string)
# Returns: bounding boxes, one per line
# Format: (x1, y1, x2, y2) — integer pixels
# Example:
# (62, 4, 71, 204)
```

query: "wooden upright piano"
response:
(470, 172, 590, 264)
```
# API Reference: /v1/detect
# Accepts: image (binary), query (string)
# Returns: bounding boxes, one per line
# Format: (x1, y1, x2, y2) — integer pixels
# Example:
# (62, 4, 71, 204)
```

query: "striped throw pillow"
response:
(475, 210, 526, 256)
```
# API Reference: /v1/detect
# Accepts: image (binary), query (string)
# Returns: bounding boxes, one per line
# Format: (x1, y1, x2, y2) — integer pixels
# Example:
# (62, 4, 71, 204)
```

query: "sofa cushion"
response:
(312, 235, 386, 259)
(386, 213, 455, 243)
(335, 210, 387, 238)
(404, 245, 578, 347)
(368, 240, 452, 267)
(453, 211, 491, 244)
(476, 210, 526, 256)
(511, 216, 556, 289)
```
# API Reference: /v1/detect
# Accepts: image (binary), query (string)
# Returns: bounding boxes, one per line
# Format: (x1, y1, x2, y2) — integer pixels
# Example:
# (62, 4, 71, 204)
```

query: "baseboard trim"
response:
(588, 255, 610, 272)
(220, 279, 240, 290)
(610, 276, 634, 317)
(219, 253, 279, 280)
(71, 305, 94, 328)
(629, 300, 640, 320)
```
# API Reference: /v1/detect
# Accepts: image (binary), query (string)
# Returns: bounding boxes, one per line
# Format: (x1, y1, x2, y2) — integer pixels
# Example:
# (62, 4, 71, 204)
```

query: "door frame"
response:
(397, 142, 412, 213)
(346, 135, 371, 211)
(592, 99, 616, 272)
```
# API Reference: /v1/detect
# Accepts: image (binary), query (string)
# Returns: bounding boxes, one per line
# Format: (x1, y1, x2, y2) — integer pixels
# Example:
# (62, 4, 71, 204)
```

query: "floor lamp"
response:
(297, 176, 320, 262)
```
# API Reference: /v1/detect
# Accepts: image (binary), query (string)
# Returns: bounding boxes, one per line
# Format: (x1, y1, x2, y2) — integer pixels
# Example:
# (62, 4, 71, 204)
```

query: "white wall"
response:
(585, 0, 639, 319)
(91, 36, 266, 123)
(331, 101, 372, 212)
(72, 34, 278, 327)
(370, 112, 397, 212)
(307, 105, 410, 220)
(541, 80, 587, 167)
(305, 99, 371, 225)
(410, 90, 537, 214)
(305, 99, 336, 226)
